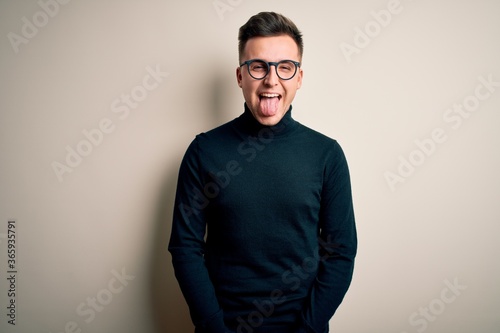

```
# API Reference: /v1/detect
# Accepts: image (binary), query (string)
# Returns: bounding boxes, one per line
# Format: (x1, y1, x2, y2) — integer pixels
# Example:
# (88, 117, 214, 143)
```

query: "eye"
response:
(278, 61, 295, 72)
(251, 62, 267, 71)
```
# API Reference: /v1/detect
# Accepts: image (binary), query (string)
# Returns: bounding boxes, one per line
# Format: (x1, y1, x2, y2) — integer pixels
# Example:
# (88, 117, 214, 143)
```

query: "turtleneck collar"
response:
(235, 103, 298, 138)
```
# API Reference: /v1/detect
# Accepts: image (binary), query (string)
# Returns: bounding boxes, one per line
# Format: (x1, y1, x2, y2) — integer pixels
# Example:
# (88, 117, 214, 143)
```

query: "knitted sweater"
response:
(169, 104, 357, 333)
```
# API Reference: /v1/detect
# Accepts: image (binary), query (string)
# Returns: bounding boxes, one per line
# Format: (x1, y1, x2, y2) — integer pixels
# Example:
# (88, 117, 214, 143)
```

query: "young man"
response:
(169, 12, 357, 333)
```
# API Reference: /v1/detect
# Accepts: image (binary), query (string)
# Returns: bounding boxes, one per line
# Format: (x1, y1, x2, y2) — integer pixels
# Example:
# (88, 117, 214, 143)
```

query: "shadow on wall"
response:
(149, 163, 193, 333)
(148, 68, 235, 333)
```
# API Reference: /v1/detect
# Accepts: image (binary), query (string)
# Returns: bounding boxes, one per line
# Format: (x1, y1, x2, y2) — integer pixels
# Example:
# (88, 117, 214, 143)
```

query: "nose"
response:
(263, 64, 279, 86)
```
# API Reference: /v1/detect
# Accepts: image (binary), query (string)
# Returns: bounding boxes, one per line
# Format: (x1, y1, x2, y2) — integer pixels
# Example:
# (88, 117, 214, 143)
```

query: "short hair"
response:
(238, 12, 303, 62)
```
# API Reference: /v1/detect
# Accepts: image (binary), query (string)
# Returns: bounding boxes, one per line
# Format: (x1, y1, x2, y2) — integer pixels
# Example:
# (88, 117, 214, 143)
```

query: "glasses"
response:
(240, 59, 301, 80)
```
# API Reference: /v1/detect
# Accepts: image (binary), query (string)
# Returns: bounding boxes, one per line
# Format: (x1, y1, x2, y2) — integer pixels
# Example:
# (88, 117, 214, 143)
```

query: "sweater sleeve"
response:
(168, 138, 230, 333)
(296, 142, 357, 333)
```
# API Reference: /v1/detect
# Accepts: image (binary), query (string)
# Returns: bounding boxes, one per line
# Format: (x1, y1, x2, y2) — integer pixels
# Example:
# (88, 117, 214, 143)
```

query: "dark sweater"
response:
(169, 105, 357, 333)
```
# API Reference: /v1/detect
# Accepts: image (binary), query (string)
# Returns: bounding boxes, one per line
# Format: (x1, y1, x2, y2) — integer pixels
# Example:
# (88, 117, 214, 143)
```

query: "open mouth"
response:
(259, 93, 281, 99)
(259, 93, 282, 116)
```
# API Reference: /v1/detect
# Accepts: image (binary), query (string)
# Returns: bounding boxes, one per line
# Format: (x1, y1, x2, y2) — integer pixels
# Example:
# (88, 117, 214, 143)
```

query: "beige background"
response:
(1, 0, 499, 332)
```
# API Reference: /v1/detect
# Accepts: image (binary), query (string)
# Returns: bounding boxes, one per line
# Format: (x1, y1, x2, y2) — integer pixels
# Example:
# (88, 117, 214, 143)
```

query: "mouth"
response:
(259, 93, 282, 100)
(258, 93, 282, 116)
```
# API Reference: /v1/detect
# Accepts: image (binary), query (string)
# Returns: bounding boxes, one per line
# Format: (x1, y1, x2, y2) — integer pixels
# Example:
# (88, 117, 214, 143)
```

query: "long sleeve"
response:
(168, 138, 230, 333)
(296, 142, 357, 333)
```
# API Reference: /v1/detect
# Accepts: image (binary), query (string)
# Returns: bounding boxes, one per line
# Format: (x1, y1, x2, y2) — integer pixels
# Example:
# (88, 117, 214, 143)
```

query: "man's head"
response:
(237, 12, 304, 126)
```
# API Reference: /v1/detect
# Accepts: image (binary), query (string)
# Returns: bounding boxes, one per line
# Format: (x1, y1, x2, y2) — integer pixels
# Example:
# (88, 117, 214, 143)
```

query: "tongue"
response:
(260, 97, 280, 116)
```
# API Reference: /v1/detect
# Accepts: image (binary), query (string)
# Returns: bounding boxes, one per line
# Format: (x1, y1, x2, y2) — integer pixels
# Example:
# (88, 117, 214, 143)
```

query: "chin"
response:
(247, 103, 287, 126)
(255, 113, 285, 126)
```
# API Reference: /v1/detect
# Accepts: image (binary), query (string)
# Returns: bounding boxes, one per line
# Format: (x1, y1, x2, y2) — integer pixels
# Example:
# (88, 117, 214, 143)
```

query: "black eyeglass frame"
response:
(239, 59, 301, 81)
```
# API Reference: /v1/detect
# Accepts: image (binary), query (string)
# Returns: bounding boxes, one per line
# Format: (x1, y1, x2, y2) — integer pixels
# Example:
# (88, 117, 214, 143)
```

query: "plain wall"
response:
(1, 1, 499, 332)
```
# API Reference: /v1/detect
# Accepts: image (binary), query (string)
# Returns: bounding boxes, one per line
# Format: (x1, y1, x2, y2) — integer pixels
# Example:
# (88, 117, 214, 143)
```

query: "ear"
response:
(296, 67, 303, 90)
(236, 66, 243, 88)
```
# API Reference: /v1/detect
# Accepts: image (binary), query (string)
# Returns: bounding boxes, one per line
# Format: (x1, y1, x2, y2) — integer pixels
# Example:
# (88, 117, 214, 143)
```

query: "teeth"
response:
(260, 93, 280, 98)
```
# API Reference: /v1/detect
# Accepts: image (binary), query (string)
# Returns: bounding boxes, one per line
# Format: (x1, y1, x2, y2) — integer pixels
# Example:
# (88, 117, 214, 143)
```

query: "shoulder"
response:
(295, 122, 342, 151)
(182, 117, 239, 162)
(195, 118, 238, 144)
(294, 122, 351, 176)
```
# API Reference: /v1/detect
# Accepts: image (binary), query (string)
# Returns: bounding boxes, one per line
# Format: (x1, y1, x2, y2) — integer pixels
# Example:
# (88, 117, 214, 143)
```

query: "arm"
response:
(296, 142, 358, 333)
(168, 138, 230, 333)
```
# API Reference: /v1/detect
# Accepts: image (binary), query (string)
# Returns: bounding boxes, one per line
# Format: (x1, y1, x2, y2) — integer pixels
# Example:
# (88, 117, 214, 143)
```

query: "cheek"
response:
(242, 80, 259, 94)
(284, 83, 299, 97)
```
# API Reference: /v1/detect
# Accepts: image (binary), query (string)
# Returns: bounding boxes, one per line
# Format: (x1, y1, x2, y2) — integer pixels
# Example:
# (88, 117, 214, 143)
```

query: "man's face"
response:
(237, 35, 303, 126)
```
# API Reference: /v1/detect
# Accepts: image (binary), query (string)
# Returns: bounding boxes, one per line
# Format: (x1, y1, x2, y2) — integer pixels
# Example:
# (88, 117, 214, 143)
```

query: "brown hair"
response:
(238, 12, 303, 62)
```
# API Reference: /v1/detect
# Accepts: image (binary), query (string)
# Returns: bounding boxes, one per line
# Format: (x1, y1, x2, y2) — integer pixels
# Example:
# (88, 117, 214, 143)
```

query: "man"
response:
(168, 12, 357, 333)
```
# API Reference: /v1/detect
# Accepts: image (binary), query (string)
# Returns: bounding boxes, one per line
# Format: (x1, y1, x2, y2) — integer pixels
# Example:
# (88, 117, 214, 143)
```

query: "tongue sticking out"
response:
(259, 97, 280, 116)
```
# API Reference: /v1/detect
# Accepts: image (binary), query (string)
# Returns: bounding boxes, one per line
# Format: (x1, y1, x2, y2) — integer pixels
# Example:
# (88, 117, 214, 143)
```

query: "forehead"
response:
(242, 35, 300, 61)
